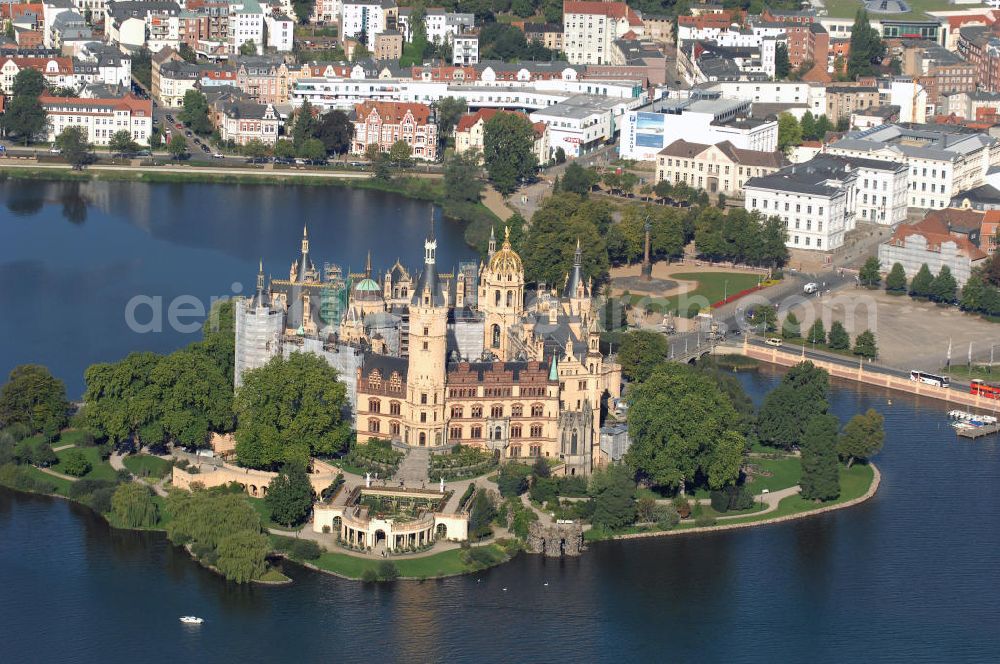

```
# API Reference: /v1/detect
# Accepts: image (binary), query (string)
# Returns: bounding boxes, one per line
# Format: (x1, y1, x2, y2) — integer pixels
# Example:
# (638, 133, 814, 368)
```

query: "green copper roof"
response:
(355, 277, 381, 292)
(549, 355, 558, 381)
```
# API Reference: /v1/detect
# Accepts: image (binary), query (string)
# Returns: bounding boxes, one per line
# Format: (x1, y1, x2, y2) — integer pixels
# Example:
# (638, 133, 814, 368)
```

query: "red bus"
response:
(970, 379, 1000, 400)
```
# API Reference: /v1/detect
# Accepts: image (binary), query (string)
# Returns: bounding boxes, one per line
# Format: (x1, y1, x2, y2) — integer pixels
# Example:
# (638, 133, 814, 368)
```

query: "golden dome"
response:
(487, 226, 523, 276)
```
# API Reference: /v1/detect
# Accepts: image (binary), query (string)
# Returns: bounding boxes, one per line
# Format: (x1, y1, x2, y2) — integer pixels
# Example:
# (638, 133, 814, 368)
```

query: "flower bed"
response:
(429, 445, 497, 481)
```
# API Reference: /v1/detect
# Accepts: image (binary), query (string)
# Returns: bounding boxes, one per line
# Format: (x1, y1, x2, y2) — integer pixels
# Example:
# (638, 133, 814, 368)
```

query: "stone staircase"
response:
(393, 447, 430, 485)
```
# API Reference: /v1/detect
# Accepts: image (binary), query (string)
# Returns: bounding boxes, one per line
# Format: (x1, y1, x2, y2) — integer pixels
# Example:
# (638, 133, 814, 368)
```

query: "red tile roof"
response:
(1, 3, 43, 21)
(2, 56, 73, 75)
(887, 215, 987, 261)
(563, 1, 642, 26)
(455, 108, 545, 137)
(39, 94, 153, 117)
(355, 101, 432, 125)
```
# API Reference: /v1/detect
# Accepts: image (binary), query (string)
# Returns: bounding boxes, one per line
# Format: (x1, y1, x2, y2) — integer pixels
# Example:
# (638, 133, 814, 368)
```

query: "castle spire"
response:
(488, 225, 496, 257)
(302, 224, 309, 255)
(256, 259, 264, 301)
(365, 250, 372, 277)
(564, 237, 585, 299)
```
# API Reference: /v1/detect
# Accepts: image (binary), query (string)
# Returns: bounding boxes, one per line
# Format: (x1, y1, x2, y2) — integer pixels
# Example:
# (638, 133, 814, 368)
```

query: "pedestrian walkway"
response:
(392, 447, 430, 484)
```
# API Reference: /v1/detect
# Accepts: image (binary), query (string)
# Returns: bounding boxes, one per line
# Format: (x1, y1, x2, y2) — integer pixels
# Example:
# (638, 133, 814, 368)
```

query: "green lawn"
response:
(778, 335, 859, 359)
(822, 0, 984, 19)
(744, 456, 802, 494)
(247, 497, 299, 531)
(51, 446, 117, 481)
(20, 465, 74, 495)
(941, 365, 999, 382)
(628, 272, 765, 318)
(310, 545, 506, 580)
(122, 454, 172, 479)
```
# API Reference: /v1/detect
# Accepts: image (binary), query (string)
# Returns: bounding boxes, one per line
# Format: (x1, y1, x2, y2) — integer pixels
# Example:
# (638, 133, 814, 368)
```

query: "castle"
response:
(234, 220, 621, 475)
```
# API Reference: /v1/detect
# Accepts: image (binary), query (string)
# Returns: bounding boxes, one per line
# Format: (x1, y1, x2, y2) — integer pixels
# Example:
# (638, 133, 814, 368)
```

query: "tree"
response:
(273, 139, 296, 159)
(434, 96, 468, 139)
(885, 262, 907, 294)
(777, 112, 802, 153)
(782, 311, 801, 339)
(800, 414, 841, 501)
(111, 482, 158, 527)
(814, 114, 834, 139)
(860, 256, 881, 288)
(55, 127, 93, 169)
(469, 490, 495, 539)
(626, 364, 746, 490)
(930, 265, 958, 304)
(838, 408, 884, 467)
(848, 9, 884, 79)
(617, 330, 669, 382)
(532, 455, 551, 479)
(11, 68, 45, 99)
(292, 0, 314, 23)
(853, 329, 878, 359)
(215, 531, 269, 583)
(443, 149, 484, 204)
(108, 130, 139, 157)
(298, 137, 327, 162)
(179, 90, 212, 135)
(3, 93, 47, 145)
(828, 321, 850, 350)
(519, 193, 610, 285)
(388, 139, 412, 166)
(234, 352, 351, 470)
(483, 111, 538, 195)
(757, 361, 830, 450)
(239, 39, 257, 56)
(242, 138, 268, 160)
(0, 364, 69, 435)
(148, 128, 162, 150)
(562, 162, 597, 196)
(806, 318, 826, 345)
(909, 263, 934, 298)
(371, 151, 392, 181)
(314, 110, 352, 154)
(60, 449, 92, 477)
(555, 146, 566, 164)
(179, 43, 198, 63)
(292, 100, 317, 149)
(167, 134, 187, 159)
(800, 111, 817, 141)
(265, 464, 314, 526)
(496, 465, 529, 496)
(775, 42, 790, 79)
(588, 464, 637, 531)
(750, 304, 778, 333)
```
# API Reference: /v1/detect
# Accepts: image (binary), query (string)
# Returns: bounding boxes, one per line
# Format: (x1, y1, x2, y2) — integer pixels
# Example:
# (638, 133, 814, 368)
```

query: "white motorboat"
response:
(179, 616, 204, 625)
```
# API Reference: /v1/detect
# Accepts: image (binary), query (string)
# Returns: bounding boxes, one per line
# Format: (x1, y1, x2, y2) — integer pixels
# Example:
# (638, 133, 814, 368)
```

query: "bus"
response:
(970, 379, 1000, 400)
(910, 370, 950, 388)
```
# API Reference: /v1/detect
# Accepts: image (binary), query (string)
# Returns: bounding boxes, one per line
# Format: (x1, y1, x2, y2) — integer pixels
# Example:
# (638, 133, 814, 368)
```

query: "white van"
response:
(765, 337, 783, 347)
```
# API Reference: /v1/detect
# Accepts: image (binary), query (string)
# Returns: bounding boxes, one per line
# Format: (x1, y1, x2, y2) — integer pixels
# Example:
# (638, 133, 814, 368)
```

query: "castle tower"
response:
(290, 224, 319, 283)
(405, 214, 449, 447)
(478, 226, 524, 361)
(564, 239, 591, 317)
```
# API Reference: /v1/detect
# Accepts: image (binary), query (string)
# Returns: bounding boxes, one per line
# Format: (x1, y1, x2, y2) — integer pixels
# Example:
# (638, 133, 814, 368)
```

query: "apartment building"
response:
(562, 0, 643, 65)
(351, 101, 438, 161)
(40, 93, 153, 145)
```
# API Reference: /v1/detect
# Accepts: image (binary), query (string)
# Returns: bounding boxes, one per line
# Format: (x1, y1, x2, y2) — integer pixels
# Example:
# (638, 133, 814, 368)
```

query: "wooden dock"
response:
(957, 424, 1000, 439)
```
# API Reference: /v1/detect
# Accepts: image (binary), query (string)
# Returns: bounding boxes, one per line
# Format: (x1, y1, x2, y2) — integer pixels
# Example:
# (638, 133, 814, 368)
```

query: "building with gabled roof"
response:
(878, 212, 989, 286)
(454, 108, 549, 166)
(655, 138, 788, 199)
(351, 101, 438, 160)
(39, 92, 153, 145)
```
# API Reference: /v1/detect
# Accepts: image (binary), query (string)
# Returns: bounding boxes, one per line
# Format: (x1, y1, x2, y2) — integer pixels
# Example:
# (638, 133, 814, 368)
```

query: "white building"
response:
(619, 95, 777, 161)
(563, 0, 644, 65)
(529, 94, 637, 158)
(42, 0, 74, 49)
(229, 0, 266, 54)
(78, 43, 132, 88)
(452, 33, 478, 65)
(827, 123, 1000, 210)
(700, 80, 827, 116)
(397, 8, 473, 43)
(843, 155, 909, 227)
(265, 13, 294, 52)
(744, 157, 859, 252)
(40, 93, 154, 146)
(340, 0, 394, 42)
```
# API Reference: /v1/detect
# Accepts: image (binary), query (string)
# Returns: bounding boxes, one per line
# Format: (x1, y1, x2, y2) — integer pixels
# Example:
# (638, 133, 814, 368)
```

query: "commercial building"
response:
(40, 92, 153, 145)
(655, 139, 787, 199)
(878, 213, 988, 286)
(901, 40, 976, 111)
(351, 101, 438, 161)
(562, 0, 644, 65)
(827, 123, 1000, 210)
(619, 94, 777, 161)
(529, 94, 634, 158)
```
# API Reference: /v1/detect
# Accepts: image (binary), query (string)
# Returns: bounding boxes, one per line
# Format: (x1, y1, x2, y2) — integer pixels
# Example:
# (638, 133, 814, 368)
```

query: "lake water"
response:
(0, 179, 476, 397)
(2, 181, 1000, 662)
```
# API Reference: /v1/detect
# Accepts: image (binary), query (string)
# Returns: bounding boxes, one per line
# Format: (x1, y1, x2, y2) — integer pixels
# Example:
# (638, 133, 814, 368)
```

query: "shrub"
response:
(653, 504, 680, 530)
(60, 449, 92, 477)
(89, 487, 115, 514)
(376, 561, 399, 581)
(361, 568, 378, 582)
(321, 525, 331, 534)
(110, 482, 158, 528)
(694, 513, 717, 528)
(496, 464, 531, 497)
(673, 496, 691, 519)
(0, 463, 55, 493)
(530, 477, 558, 505)
(191, 541, 215, 561)
(290, 539, 322, 561)
(465, 546, 501, 569)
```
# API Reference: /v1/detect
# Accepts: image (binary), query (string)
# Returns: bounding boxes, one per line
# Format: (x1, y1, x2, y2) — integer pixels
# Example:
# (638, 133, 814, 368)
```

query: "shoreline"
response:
(608, 463, 881, 543)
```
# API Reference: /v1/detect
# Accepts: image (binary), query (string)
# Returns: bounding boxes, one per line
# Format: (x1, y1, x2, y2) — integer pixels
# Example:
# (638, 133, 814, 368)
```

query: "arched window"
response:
(390, 421, 400, 436)
(368, 418, 380, 433)
(389, 372, 401, 391)
(471, 404, 483, 418)
(511, 425, 522, 438)
(368, 369, 382, 389)
(571, 430, 578, 455)
(451, 405, 464, 418)
(494, 289, 501, 306)
(530, 423, 543, 437)
(368, 398, 381, 413)
(494, 426, 503, 440)
(490, 404, 503, 418)
(491, 324, 500, 348)
(531, 403, 544, 417)
(450, 426, 462, 439)
(511, 404, 523, 417)
(506, 290, 513, 307)
(390, 400, 401, 415)
(419, 432, 426, 446)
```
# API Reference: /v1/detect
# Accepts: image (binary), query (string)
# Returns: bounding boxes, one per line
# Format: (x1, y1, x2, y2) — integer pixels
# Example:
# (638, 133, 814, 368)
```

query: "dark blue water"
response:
(0, 179, 475, 397)
(2, 368, 999, 663)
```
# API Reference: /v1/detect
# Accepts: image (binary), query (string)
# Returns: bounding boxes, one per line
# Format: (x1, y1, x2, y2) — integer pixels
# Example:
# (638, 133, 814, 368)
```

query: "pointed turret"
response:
(296, 224, 316, 282)
(488, 225, 496, 258)
(256, 259, 265, 303)
(365, 250, 372, 277)
(549, 353, 559, 381)
(413, 209, 443, 306)
(564, 238, 585, 298)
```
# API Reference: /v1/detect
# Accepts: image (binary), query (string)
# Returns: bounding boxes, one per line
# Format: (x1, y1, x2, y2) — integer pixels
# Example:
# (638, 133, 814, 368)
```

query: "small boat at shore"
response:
(179, 616, 204, 625)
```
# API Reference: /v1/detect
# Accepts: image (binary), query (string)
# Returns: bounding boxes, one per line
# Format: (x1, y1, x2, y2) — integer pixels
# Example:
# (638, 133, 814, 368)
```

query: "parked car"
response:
(765, 337, 783, 347)
(212, 152, 224, 159)
(803, 282, 819, 295)
(49, 147, 61, 154)
(200, 144, 210, 153)
(175, 123, 183, 130)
